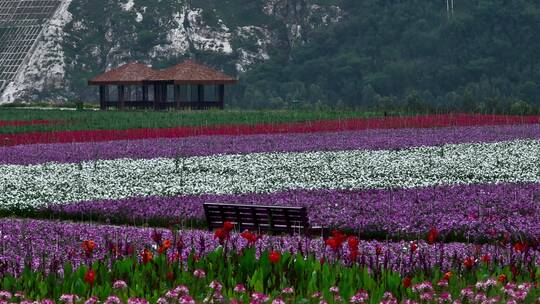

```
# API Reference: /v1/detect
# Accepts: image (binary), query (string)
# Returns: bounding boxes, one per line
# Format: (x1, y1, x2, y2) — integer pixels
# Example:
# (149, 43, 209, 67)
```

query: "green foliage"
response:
(0, 108, 382, 134)
(233, 0, 540, 111)
(1, 248, 538, 303)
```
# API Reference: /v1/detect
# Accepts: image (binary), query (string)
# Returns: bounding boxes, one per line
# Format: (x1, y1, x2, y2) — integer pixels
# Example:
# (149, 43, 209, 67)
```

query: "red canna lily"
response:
(325, 238, 340, 252)
(410, 242, 418, 253)
(331, 230, 347, 246)
(463, 257, 475, 269)
(82, 240, 96, 258)
(443, 271, 452, 281)
(84, 269, 95, 286)
(348, 236, 359, 250)
(349, 249, 359, 262)
(151, 229, 163, 245)
(513, 242, 526, 252)
(403, 276, 412, 288)
(223, 221, 234, 232)
(214, 228, 230, 245)
(141, 248, 153, 264)
(240, 230, 258, 246)
(269, 251, 281, 264)
(162, 239, 172, 250)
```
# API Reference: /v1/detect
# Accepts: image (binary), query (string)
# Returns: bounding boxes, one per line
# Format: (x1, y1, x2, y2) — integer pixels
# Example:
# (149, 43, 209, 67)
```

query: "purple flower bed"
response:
(0, 218, 537, 277)
(1, 124, 539, 165)
(47, 182, 540, 241)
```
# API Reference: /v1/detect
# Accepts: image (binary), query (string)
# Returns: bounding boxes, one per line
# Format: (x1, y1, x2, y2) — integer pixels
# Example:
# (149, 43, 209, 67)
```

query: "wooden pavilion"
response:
(88, 60, 237, 110)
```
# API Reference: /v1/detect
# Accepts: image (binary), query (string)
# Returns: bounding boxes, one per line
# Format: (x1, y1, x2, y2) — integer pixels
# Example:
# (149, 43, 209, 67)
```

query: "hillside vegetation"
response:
(234, 0, 540, 112)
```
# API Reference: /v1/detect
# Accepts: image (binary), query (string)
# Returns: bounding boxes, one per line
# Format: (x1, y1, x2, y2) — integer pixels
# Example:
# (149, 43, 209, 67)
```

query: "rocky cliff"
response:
(0, 0, 343, 103)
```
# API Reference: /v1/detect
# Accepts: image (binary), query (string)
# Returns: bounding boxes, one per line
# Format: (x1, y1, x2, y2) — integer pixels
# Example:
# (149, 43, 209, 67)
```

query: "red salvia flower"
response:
(269, 251, 281, 264)
(427, 228, 439, 245)
(498, 274, 507, 283)
(84, 269, 95, 286)
(481, 254, 491, 264)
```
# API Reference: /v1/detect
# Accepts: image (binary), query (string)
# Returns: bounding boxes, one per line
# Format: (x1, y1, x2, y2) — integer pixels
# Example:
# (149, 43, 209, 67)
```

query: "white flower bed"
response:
(1, 139, 539, 210)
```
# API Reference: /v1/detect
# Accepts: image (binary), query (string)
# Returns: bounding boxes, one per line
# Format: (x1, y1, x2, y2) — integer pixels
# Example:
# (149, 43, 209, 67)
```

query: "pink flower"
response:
(179, 295, 195, 304)
(209, 281, 223, 292)
(127, 298, 148, 304)
(59, 294, 79, 304)
(84, 297, 99, 304)
(350, 290, 369, 303)
(156, 298, 168, 304)
(281, 287, 294, 294)
(104, 296, 122, 304)
(113, 280, 128, 290)
(234, 284, 246, 293)
(329, 286, 339, 294)
(312, 292, 322, 298)
(173, 285, 190, 296)
(0, 292, 12, 300)
(193, 269, 206, 278)
(251, 293, 270, 302)
(271, 299, 285, 304)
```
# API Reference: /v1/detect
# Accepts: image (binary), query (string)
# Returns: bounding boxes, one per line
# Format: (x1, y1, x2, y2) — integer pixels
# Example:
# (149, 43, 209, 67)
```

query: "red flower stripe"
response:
(1, 113, 539, 146)
(0, 120, 63, 128)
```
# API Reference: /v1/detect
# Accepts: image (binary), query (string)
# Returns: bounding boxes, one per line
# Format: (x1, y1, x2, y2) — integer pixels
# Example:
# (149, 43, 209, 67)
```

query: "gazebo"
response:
(88, 60, 237, 110)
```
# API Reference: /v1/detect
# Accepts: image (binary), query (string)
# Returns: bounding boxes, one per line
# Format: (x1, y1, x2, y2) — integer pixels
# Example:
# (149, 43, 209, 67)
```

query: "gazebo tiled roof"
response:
(88, 62, 156, 85)
(151, 60, 237, 84)
(88, 60, 237, 85)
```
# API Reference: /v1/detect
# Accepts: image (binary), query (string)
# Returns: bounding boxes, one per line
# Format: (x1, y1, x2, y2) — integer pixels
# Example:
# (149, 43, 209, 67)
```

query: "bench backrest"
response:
(203, 203, 309, 235)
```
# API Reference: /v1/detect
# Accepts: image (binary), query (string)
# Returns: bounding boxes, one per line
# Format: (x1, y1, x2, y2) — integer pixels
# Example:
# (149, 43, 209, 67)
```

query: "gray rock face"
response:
(1, 0, 343, 103)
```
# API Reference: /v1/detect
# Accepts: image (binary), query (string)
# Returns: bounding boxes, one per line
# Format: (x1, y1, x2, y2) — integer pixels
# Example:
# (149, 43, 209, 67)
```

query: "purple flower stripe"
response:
(0, 218, 537, 277)
(1, 124, 539, 165)
(48, 182, 540, 241)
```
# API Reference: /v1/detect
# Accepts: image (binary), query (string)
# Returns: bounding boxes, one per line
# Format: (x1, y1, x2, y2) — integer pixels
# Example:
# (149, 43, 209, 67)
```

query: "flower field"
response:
(0, 110, 539, 303)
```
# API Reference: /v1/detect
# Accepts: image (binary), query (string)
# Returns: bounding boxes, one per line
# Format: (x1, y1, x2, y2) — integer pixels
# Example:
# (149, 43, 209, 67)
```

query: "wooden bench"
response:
(203, 203, 325, 236)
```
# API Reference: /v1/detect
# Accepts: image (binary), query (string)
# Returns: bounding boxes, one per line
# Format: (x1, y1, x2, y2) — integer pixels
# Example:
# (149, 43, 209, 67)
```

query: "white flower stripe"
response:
(0, 139, 539, 210)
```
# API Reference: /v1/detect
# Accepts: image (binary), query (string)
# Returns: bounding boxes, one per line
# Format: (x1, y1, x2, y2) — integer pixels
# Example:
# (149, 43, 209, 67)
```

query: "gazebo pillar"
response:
(153, 83, 160, 110)
(118, 85, 125, 110)
(142, 85, 148, 103)
(99, 85, 107, 110)
(174, 85, 181, 110)
(197, 84, 204, 110)
(218, 84, 225, 110)
(162, 84, 168, 108)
